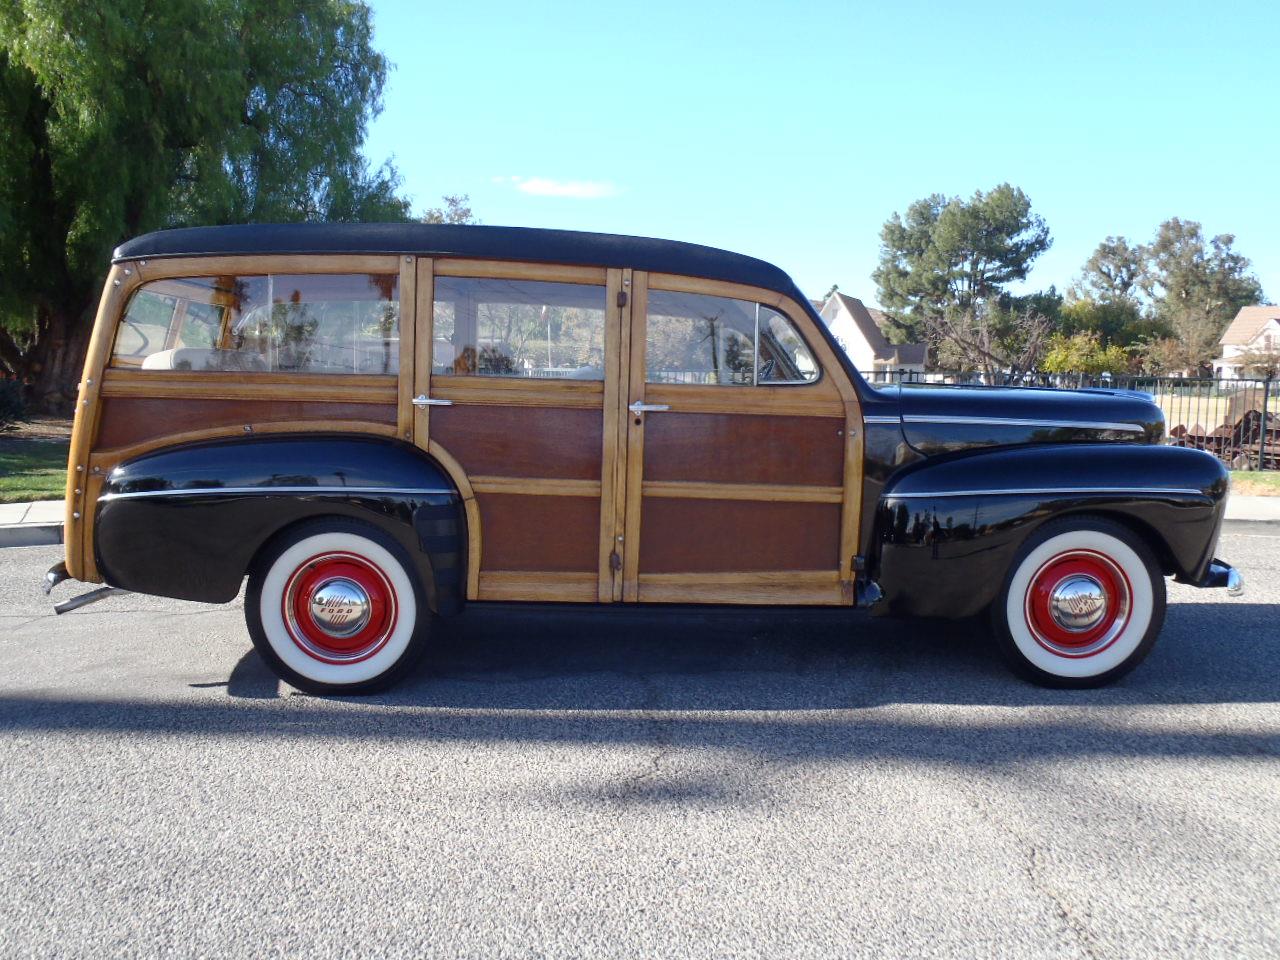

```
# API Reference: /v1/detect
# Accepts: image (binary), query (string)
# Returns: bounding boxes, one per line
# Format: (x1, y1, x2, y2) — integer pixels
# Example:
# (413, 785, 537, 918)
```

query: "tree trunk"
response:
(23, 303, 95, 414)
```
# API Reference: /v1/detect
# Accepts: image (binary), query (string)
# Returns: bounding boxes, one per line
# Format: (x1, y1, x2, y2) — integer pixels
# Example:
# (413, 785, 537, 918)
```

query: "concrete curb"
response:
(0, 523, 63, 547)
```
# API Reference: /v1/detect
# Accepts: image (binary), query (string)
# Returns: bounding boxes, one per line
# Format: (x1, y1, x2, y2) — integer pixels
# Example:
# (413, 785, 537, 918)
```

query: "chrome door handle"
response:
(628, 401, 670, 415)
(412, 394, 453, 407)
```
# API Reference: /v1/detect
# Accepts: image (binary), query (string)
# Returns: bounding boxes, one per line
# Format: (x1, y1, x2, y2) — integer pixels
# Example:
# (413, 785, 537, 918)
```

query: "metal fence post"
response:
(1261, 377, 1272, 470)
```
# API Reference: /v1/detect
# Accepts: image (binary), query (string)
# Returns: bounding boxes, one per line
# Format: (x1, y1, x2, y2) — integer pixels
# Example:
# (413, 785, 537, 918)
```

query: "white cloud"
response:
(514, 177, 618, 199)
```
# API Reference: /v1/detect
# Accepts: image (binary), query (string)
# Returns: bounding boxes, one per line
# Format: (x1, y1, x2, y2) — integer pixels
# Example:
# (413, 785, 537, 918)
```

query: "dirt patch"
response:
(1, 416, 73, 441)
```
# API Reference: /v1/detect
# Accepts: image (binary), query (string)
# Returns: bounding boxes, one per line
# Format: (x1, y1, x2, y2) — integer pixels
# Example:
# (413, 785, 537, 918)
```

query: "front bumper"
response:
(1191, 559, 1245, 596)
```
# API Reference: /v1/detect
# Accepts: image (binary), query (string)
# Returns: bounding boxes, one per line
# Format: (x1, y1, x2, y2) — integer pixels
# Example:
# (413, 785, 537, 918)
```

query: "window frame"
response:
(108, 268, 404, 377)
(429, 273, 611, 382)
(643, 273, 825, 390)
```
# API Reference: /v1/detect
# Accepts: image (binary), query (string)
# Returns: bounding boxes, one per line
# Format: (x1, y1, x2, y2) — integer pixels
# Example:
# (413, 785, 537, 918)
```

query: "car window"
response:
(111, 274, 400, 374)
(645, 290, 818, 385)
(432, 277, 607, 379)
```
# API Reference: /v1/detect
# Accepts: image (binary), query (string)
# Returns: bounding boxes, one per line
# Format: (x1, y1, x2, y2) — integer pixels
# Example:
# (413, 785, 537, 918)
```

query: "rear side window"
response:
(111, 274, 400, 374)
(432, 277, 607, 379)
(645, 290, 818, 385)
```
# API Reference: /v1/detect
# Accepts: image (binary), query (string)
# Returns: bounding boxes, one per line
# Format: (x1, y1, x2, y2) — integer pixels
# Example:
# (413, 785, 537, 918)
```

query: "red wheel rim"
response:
(282, 551, 398, 664)
(1023, 549, 1131, 658)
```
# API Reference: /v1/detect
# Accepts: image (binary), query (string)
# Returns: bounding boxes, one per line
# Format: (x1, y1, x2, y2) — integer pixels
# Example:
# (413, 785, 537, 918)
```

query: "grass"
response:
(1231, 470, 1280, 496)
(0, 437, 69, 503)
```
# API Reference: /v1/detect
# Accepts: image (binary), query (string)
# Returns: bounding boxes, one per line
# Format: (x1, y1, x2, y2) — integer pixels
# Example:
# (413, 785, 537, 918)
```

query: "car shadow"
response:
(1, 601, 1275, 774)
(224, 598, 1280, 710)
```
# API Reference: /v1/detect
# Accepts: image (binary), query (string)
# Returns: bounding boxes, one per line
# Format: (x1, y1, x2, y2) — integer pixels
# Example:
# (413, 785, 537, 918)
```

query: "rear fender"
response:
(93, 435, 466, 613)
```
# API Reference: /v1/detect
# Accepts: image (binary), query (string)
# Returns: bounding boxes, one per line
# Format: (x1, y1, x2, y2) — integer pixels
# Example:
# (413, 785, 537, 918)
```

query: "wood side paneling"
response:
(636, 571, 845, 605)
(429, 375, 604, 409)
(637, 498, 841, 573)
(476, 493, 600, 572)
(430, 405, 603, 480)
(641, 413, 845, 486)
(643, 382, 842, 417)
(477, 571, 597, 602)
(100, 369, 397, 403)
(95, 397, 396, 451)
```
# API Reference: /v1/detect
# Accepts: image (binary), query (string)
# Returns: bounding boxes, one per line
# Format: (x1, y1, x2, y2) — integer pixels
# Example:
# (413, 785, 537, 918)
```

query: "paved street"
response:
(1, 526, 1277, 958)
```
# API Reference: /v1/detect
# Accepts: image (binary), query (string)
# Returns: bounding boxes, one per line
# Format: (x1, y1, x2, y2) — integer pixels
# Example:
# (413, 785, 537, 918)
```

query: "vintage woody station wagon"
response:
(45, 224, 1243, 692)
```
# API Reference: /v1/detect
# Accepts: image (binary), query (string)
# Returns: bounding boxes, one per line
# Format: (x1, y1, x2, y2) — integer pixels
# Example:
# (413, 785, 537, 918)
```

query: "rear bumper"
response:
(1186, 559, 1244, 596)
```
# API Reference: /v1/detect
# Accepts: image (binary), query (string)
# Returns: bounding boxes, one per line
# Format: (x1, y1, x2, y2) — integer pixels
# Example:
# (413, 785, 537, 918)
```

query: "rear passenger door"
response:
(619, 273, 862, 605)
(411, 260, 632, 603)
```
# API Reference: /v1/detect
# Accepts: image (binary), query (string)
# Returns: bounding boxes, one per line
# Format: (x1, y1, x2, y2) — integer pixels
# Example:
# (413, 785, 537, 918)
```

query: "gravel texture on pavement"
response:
(1, 527, 1277, 959)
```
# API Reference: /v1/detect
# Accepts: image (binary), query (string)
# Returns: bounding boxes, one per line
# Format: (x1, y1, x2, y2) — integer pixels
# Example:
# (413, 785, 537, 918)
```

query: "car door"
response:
(618, 272, 863, 605)
(410, 258, 632, 603)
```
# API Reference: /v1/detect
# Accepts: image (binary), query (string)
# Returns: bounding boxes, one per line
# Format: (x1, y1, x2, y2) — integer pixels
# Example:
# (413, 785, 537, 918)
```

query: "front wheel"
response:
(246, 518, 428, 694)
(992, 517, 1166, 688)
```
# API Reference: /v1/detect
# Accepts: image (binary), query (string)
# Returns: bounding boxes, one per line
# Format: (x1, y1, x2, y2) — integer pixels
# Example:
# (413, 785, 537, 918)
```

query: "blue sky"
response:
(363, 0, 1278, 306)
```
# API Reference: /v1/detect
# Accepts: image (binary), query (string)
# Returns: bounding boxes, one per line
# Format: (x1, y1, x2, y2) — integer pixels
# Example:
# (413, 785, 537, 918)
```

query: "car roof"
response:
(113, 223, 802, 298)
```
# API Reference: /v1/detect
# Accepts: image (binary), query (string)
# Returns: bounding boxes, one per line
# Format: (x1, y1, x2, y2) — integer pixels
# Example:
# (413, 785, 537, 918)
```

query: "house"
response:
(1216, 305, 1280, 378)
(815, 291, 927, 377)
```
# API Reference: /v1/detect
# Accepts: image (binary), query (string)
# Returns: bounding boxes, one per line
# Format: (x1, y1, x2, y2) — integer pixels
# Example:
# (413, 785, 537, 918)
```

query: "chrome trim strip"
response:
(862, 415, 901, 425)
(99, 485, 454, 502)
(886, 486, 1204, 500)
(901, 414, 1145, 434)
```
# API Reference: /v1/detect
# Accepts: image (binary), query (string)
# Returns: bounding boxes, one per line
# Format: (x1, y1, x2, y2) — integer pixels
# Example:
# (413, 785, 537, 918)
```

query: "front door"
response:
(618, 273, 862, 605)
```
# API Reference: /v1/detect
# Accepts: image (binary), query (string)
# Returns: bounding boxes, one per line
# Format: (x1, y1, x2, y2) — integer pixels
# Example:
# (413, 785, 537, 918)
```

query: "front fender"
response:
(94, 435, 465, 612)
(874, 444, 1228, 619)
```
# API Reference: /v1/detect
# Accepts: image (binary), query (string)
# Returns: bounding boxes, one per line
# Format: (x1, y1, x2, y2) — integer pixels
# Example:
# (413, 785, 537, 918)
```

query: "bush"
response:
(0, 379, 25, 428)
(1041, 333, 1132, 375)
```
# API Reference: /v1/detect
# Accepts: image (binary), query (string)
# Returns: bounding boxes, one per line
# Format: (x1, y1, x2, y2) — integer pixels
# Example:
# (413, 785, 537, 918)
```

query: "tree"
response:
(1071, 219, 1264, 373)
(1073, 236, 1144, 303)
(1058, 298, 1156, 347)
(873, 183, 1051, 345)
(1141, 219, 1263, 370)
(1041, 333, 1131, 376)
(0, 0, 413, 410)
(926, 303, 1053, 382)
(423, 194, 477, 225)
(1234, 347, 1280, 379)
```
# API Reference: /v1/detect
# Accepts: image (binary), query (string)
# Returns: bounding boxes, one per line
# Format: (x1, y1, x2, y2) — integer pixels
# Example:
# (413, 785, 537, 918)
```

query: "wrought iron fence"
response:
(860, 369, 1278, 471)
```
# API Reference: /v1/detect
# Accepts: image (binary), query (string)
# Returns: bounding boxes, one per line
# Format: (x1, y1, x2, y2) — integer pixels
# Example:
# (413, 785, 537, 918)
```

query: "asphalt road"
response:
(1, 527, 1278, 959)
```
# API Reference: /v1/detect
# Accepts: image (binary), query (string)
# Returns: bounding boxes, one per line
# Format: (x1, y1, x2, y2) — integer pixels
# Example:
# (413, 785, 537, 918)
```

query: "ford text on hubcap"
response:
(282, 552, 398, 664)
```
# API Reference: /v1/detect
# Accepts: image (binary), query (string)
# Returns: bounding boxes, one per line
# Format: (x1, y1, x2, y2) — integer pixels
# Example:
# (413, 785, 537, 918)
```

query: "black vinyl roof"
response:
(113, 223, 802, 298)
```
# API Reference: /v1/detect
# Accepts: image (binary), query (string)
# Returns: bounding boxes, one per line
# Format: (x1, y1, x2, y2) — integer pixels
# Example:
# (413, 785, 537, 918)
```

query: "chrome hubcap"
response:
(308, 577, 372, 639)
(1048, 574, 1107, 633)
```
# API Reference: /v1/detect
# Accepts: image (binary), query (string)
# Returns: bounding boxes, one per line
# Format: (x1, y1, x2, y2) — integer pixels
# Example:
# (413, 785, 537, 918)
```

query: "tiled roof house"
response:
(816, 292, 927, 375)
(1215, 305, 1280, 377)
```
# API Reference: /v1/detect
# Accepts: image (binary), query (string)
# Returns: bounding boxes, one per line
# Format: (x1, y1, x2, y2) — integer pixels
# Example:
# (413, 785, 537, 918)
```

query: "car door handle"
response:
(412, 394, 453, 407)
(628, 401, 670, 415)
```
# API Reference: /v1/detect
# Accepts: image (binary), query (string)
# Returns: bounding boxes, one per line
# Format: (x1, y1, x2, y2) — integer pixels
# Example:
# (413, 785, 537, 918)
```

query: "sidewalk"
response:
(1225, 494, 1280, 523)
(0, 500, 64, 547)
(2, 494, 1278, 550)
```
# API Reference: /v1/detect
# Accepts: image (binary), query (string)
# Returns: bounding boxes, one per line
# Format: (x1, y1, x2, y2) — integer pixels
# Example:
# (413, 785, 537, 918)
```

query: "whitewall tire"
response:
(246, 519, 429, 694)
(993, 517, 1165, 687)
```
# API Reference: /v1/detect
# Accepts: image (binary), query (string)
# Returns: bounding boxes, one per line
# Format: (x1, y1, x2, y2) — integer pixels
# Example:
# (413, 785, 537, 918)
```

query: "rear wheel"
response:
(992, 517, 1165, 688)
(246, 518, 428, 694)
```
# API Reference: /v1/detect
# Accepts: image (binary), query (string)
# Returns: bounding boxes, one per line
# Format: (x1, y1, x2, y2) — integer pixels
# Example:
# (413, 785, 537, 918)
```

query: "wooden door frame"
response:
(410, 259, 630, 603)
(619, 272, 864, 605)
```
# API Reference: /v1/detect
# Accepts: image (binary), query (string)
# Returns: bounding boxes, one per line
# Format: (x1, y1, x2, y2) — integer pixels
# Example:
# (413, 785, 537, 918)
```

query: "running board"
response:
(54, 586, 129, 615)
